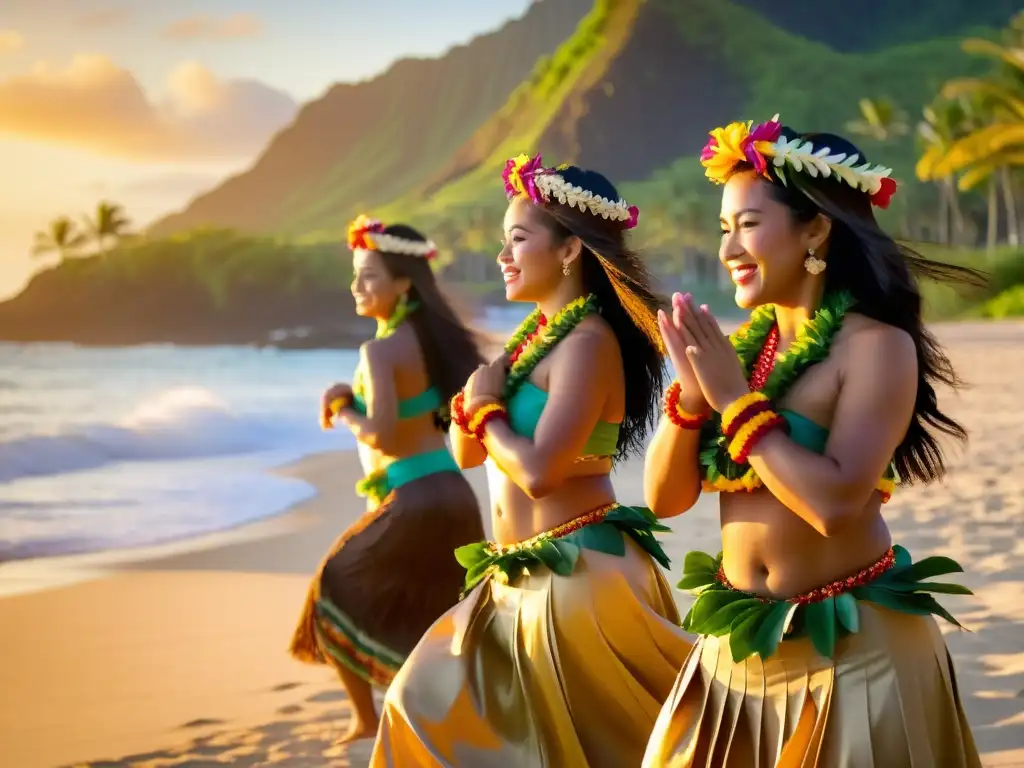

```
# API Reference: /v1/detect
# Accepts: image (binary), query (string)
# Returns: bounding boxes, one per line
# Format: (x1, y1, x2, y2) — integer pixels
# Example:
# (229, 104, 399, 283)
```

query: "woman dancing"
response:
(369, 156, 693, 767)
(290, 216, 485, 745)
(642, 117, 981, 766)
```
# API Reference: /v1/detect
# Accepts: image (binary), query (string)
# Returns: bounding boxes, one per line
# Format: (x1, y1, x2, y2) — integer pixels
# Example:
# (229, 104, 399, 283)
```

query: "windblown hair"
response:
(742, 128, 986, 484)
(533, 166, 668, 459)
(375, 224, 484, 423)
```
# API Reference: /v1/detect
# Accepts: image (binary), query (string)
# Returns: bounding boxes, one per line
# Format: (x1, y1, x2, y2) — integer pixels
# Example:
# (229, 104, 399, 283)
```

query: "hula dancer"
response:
(642, 117, 982, 766)
(290, 217, 485, 746)
(369, 156, 693, 767)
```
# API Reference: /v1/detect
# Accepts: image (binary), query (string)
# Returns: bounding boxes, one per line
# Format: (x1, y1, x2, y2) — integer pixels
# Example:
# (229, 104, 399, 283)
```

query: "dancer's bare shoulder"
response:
(834, 313, 916, 383)
(566, 313, 619, 357)
(359, 323, 418, 366)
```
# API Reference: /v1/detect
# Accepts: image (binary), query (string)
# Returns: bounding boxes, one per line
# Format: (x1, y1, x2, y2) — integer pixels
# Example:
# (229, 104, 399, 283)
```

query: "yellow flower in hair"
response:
(700, 117, 783, 184)
(700, 122, 749, 183)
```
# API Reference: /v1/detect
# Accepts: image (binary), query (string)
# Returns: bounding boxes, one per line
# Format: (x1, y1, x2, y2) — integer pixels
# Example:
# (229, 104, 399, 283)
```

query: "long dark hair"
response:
(753, 128, 985, 484)
(533, 166, 667, 459)
(376, 224, 484, 421)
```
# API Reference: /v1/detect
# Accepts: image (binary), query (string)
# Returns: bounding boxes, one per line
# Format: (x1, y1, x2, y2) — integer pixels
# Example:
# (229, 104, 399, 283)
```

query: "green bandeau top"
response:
(782, 409, 897, 483)
(507, 381, 619, 458)
(351, 386, 442, 420)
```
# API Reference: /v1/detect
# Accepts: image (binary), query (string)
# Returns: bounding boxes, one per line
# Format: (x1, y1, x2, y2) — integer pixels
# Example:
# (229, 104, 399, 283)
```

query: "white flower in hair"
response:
(347, 214, 437, 260)
(699, 115, 898, 208)
(502, 154, 640, 228)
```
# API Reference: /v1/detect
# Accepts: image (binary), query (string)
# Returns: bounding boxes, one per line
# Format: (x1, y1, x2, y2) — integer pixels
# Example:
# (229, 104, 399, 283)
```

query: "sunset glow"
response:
(0, 0, 532, 297)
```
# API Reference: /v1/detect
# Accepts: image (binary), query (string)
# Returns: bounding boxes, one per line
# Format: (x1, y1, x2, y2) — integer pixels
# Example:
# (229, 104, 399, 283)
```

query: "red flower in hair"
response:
(870, 177, 897, 209)
(347, 215, 385, 251)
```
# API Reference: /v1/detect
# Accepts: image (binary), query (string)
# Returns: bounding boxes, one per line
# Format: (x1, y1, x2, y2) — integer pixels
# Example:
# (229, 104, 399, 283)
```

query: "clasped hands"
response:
(461, 355, 508, 419)
(658, 292, 750, 414)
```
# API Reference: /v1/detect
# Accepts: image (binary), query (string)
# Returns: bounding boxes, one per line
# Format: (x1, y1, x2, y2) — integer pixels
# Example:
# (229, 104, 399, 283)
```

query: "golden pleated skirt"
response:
(642, 602, 981, 767)
(369, 534, 693, 767)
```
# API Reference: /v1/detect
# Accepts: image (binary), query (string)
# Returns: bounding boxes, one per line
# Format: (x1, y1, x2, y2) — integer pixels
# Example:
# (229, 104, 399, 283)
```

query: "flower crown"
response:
(501, 154, 640, 229)
(700, 115, 898, 209)
(347, 214, 437, 259)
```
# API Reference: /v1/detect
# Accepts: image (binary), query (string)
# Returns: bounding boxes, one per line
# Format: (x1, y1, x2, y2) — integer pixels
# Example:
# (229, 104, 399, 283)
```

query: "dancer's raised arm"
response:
(337, 341, 399, 453)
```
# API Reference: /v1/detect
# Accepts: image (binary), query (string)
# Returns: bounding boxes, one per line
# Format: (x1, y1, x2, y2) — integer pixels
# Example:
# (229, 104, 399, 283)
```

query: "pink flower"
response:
(625, 205, 640, 229)
(741, 118, 782, 176)
(501, 159, 519, 199)
(502, 153, 546, 203)
(700, 136, 719, 162)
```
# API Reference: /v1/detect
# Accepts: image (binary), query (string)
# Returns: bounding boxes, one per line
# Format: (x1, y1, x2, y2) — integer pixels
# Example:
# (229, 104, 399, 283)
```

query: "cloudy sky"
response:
(0, 0, 531, 297)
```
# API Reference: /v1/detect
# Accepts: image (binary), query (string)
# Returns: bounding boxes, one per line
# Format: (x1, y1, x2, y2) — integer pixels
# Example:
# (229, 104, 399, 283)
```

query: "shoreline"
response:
(0, 449, 347, 599)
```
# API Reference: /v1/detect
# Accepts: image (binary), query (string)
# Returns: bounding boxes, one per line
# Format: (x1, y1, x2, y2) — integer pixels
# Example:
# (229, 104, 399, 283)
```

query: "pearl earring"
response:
(804, 248, 826, 275)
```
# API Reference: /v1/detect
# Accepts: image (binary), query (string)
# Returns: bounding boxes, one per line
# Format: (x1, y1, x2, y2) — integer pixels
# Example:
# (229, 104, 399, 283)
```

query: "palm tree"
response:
(916, 99, 972, 245)
(930, 15, 1024, 247)
(845, 98, 910, 143)
(31, 216, 86, 261)
(83, 201, 132, 257)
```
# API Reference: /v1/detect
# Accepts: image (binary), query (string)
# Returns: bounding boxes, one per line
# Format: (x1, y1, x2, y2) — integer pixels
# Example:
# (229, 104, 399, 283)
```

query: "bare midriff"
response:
(491, 459, 616, 546)
(719, 487, 892, 598)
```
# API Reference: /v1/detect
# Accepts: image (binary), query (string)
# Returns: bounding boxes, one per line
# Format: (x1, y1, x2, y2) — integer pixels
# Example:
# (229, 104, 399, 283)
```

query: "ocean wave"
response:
(0, 386, 334, 483)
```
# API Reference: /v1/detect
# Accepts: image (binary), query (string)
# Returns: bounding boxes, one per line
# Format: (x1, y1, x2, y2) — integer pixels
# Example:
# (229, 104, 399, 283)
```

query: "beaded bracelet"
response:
(467, 402, 508, 442)
(450, 390, 470, 433)
(721, 392, 785, 463)
(721, 391, 772, 437)
(663, 380, 709, 429)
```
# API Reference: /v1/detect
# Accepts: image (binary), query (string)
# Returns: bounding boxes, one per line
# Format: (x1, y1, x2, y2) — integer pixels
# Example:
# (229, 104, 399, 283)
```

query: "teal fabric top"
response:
(507, 381, 620, 457)
(780, 410, 828, 454)
(384, 448, 458, 489)
(351, 386, 442, 419)
(781, 409, 896, 482)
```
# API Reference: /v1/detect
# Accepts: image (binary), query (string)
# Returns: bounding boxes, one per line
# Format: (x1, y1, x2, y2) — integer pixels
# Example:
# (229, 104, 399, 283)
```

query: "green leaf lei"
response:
(375, 294, 418, 339)
(699, 291, 856, 489)
(455, 505, 671, 597)
(679, 546, 971, 662)
(501, 294, 599, 400)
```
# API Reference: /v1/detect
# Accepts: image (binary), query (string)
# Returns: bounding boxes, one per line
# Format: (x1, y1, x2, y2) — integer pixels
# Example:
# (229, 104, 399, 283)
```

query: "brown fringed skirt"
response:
(289, 463, 484, 686)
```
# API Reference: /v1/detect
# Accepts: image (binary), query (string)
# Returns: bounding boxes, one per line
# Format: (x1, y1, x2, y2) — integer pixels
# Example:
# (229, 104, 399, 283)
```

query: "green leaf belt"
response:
(454, 504, 671, 597)
(679, 545, 971, 662)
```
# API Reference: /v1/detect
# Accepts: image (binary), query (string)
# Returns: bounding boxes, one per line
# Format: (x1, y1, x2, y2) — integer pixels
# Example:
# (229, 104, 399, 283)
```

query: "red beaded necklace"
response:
(747, 324, 780, 392)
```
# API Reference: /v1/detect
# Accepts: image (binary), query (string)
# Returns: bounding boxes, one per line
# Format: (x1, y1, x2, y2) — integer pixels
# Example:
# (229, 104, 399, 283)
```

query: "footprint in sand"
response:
(180, 717, 227, 729)
(271, 681, 304, 692)
(306, 689, 347, 703)
(277, 704, 304, 715)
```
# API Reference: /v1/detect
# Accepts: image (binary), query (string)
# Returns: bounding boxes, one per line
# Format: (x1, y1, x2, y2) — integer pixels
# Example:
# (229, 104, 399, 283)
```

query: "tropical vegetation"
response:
(6, 2, 1024, 345)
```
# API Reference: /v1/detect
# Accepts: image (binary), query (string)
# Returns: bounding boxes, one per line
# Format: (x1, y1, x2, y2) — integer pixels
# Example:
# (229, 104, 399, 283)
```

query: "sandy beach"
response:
(2, 321, 1023, 768)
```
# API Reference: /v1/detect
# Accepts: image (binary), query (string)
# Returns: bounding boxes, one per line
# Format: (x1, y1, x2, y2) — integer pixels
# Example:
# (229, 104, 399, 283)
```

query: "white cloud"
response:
(0, 55, 298, 161)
